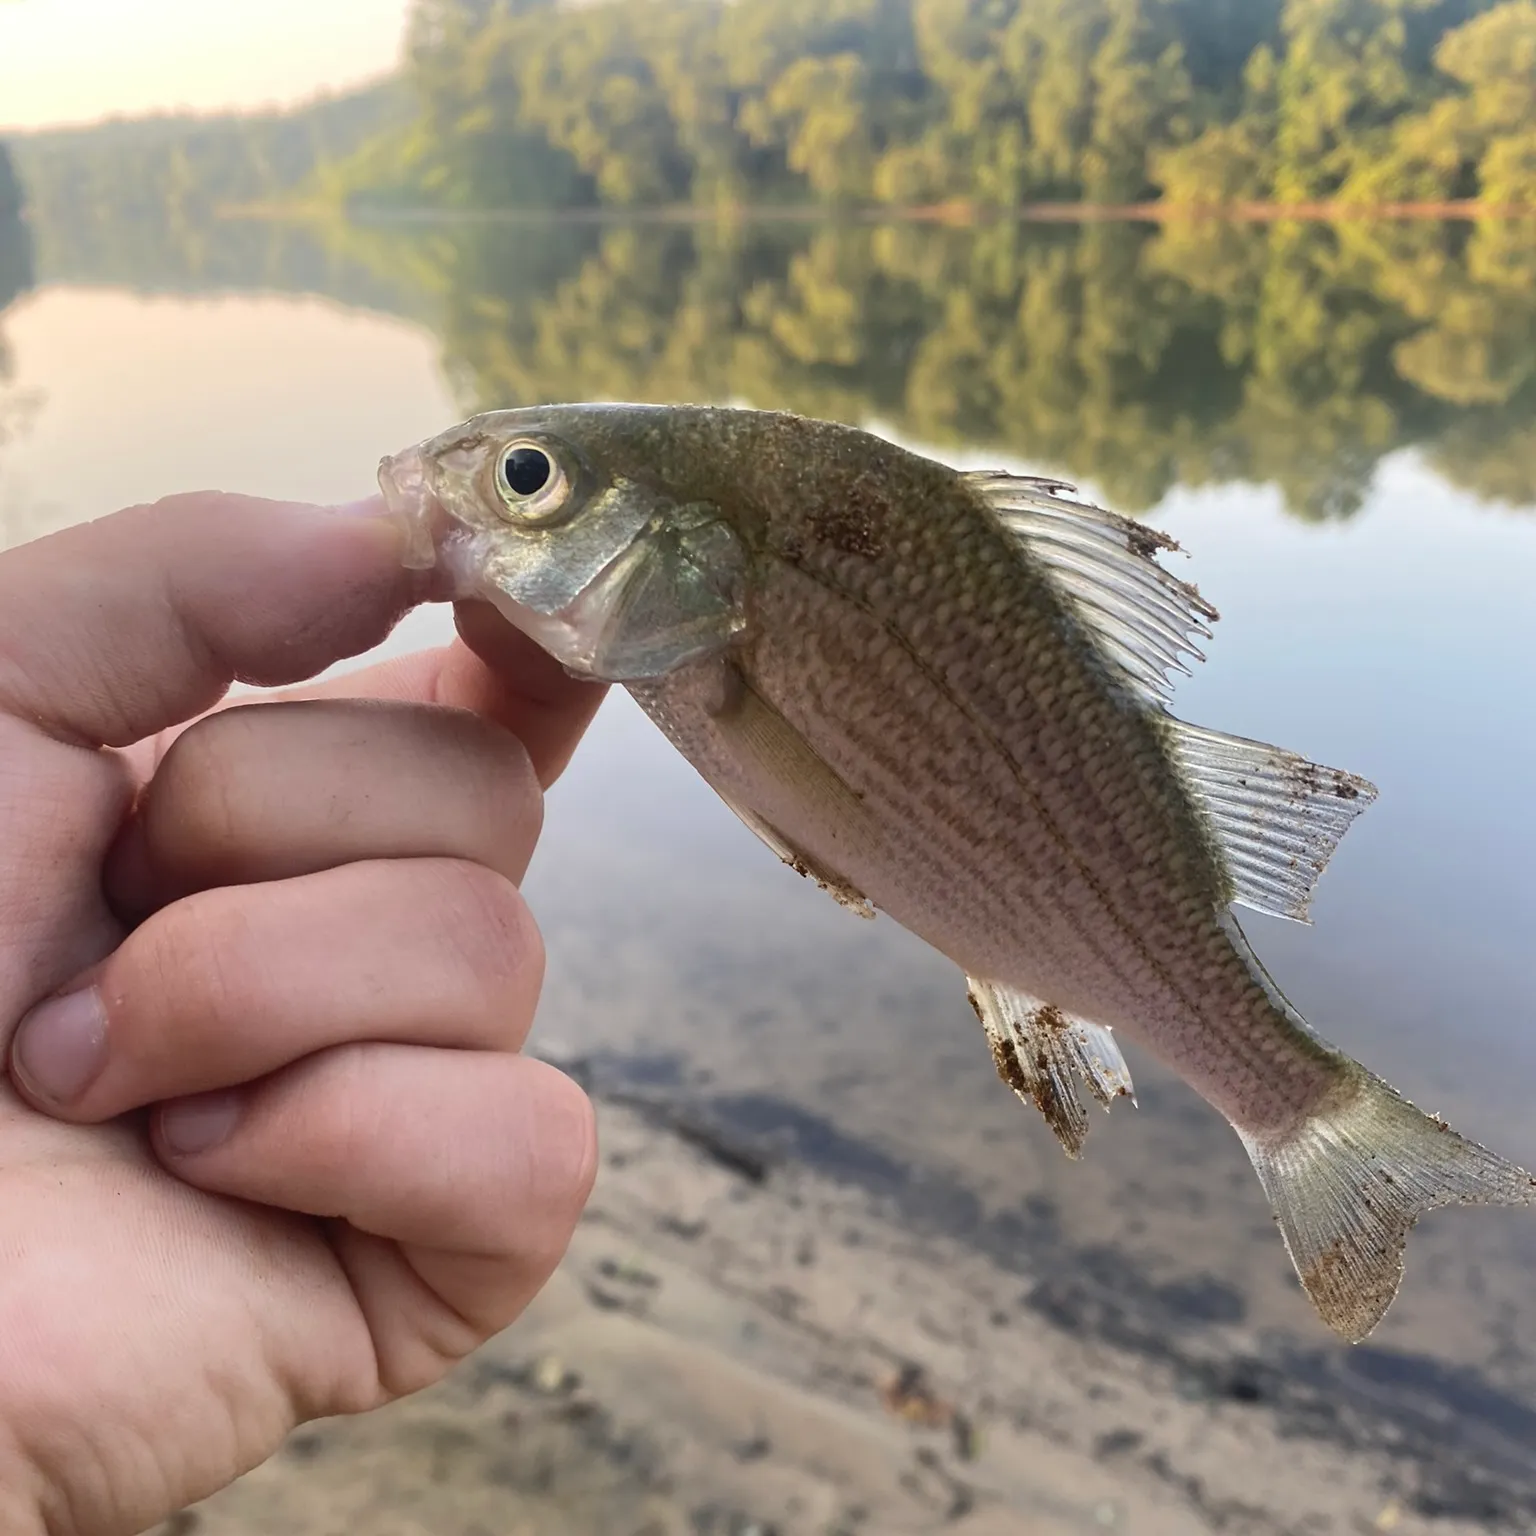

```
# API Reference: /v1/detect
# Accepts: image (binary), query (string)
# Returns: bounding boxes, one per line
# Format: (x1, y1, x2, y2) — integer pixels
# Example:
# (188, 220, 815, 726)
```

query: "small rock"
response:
(532, 1353, 579, 1395)
(881, 1363, 952, 1429)
(599, 1255, 662, 1288)
(951, 1411, 981, 1463)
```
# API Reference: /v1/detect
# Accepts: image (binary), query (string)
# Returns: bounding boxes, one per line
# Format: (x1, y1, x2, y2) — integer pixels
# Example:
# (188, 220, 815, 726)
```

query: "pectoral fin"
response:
(721, 796, 875, 918)
(967, 978, 1136, 1159)
(707, 668, 878, 919)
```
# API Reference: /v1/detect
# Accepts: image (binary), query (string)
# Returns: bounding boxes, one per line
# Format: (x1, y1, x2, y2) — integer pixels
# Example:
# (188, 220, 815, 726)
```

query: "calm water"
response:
(3, 215, 1536, 1409)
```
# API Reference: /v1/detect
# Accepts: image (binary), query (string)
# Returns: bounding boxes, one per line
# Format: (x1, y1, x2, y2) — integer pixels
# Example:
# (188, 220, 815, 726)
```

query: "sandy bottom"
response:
(155, 1077, 1530, 1536)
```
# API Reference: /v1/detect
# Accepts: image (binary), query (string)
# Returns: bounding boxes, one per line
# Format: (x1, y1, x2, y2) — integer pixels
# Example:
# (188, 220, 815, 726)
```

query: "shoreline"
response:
(214, 197, 1536, 228)
(162, 1072, 1536, 1535)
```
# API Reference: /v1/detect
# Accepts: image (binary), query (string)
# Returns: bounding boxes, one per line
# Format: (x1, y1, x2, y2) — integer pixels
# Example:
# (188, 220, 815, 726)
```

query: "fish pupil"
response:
(504, 446, 552, 497)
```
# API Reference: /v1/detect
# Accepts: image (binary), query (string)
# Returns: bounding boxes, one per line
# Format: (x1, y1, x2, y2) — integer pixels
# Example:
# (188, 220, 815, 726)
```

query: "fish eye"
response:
(494, 438, 572, 525)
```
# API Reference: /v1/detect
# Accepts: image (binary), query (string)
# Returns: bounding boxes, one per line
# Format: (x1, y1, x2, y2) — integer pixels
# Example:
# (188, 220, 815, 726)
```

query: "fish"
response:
(378, 402, 1536, 1343)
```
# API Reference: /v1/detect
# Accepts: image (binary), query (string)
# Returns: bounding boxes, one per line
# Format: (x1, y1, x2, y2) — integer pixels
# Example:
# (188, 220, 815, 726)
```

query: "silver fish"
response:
(379, 403, 1535, 1342)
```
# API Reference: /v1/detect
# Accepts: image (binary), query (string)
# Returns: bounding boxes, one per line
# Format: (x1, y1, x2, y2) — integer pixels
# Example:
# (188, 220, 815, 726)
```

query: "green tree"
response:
(902, 0, 1198, 204)
(1272, 0, 1483, 199)
(508, 2, 692, 205)
(1436, 0, 1536, 200)
(17, 0, 1536, 214)
(1152, 42, 1280, 201)
(726, 0, 926, 203)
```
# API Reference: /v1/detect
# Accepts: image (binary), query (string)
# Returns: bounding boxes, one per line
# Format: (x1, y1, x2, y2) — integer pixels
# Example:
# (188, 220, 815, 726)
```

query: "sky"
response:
(0, 0, 414, 132)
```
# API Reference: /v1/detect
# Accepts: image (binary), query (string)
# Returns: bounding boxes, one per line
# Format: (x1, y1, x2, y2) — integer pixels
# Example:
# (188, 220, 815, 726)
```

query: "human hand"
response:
(0, 493, 604, 1535)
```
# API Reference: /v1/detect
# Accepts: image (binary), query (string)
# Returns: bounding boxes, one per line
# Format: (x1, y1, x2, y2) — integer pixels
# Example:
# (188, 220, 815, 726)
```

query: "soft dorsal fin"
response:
(1167, 720, 1378, 923)
(966, 470, 1218, 708)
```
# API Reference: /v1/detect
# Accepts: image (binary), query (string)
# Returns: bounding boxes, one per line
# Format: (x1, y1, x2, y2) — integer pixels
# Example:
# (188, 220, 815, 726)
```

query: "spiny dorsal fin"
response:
(966, 470, 1219, 708)
(1166, 720, 1378, 924)
(967, 978, 1136, 1159)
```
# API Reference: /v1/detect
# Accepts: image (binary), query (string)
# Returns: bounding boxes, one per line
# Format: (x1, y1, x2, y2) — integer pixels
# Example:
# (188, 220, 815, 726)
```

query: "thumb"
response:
(0, 493, 422, 748)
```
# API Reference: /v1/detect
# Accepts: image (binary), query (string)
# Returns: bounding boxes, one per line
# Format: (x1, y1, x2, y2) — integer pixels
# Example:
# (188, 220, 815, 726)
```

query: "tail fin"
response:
(1238, 1069, 1536, 1342)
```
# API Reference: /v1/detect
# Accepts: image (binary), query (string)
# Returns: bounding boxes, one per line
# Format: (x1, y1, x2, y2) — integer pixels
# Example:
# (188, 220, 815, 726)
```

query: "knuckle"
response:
(483, 721, 543, 818)
(472, 1062, 596, 1272)
(305, 1043, 378, 1167)
(259, 1042, 381, 1183)
(448, 712, 545, 867)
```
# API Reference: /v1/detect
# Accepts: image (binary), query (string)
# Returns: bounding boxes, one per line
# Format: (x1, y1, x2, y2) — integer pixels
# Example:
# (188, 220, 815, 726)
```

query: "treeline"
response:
(350, 0, 1536, 210)
(8, 81, 410, 236)
(11, 1, 1536, 216)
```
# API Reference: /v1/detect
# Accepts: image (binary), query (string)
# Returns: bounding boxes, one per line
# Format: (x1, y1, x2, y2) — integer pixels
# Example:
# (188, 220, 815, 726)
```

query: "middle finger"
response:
(11, 856, 544, 1121)
(108, 697, 543, 920)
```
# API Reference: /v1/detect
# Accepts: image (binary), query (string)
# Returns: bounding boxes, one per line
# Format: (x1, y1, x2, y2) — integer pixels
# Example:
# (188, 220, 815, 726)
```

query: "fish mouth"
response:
(377, 446, 455, 577)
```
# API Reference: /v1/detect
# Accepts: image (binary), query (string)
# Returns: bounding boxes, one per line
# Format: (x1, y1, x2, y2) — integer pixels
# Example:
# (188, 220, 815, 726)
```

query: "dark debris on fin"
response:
(1167, 720, 1379, 924)
(966, 470, 1219, 708)
(968, 977, 1136, 1159)
(722, 796, 875, 919)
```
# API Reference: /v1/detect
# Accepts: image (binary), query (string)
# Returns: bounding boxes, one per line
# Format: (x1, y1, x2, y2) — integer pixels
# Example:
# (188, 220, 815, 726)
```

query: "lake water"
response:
(4, 215, 1536, 1426)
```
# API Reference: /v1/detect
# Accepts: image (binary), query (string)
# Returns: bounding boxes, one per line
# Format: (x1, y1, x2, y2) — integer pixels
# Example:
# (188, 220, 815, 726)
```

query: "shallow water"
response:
(3, 218, 1535, 1414)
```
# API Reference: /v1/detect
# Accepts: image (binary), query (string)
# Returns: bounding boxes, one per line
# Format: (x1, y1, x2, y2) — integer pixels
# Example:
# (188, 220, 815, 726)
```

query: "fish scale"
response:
(382, 401, 1536, 1344)
(759, 512, 1220, 1011)
(762, 567, 1311, 1129)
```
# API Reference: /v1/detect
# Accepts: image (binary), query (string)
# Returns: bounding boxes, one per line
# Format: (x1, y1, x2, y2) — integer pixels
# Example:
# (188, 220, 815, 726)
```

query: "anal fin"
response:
(967, 978, 1136, 1159)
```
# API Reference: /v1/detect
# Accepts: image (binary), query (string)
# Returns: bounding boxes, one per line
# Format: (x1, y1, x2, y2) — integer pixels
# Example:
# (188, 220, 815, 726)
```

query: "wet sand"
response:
(159, 1069, 1536, 1536)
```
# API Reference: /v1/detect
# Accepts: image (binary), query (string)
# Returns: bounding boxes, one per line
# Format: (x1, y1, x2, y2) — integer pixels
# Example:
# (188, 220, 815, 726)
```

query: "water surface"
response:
(3, 215, 1534, 1414)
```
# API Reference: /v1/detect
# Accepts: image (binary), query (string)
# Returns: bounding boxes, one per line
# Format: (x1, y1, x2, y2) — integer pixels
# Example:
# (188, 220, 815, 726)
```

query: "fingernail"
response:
(160, 1090, 244, 1156)
(11, 988, 108, 1105)
(324, 494, 413, 563)
(325, 495, 390, 518)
